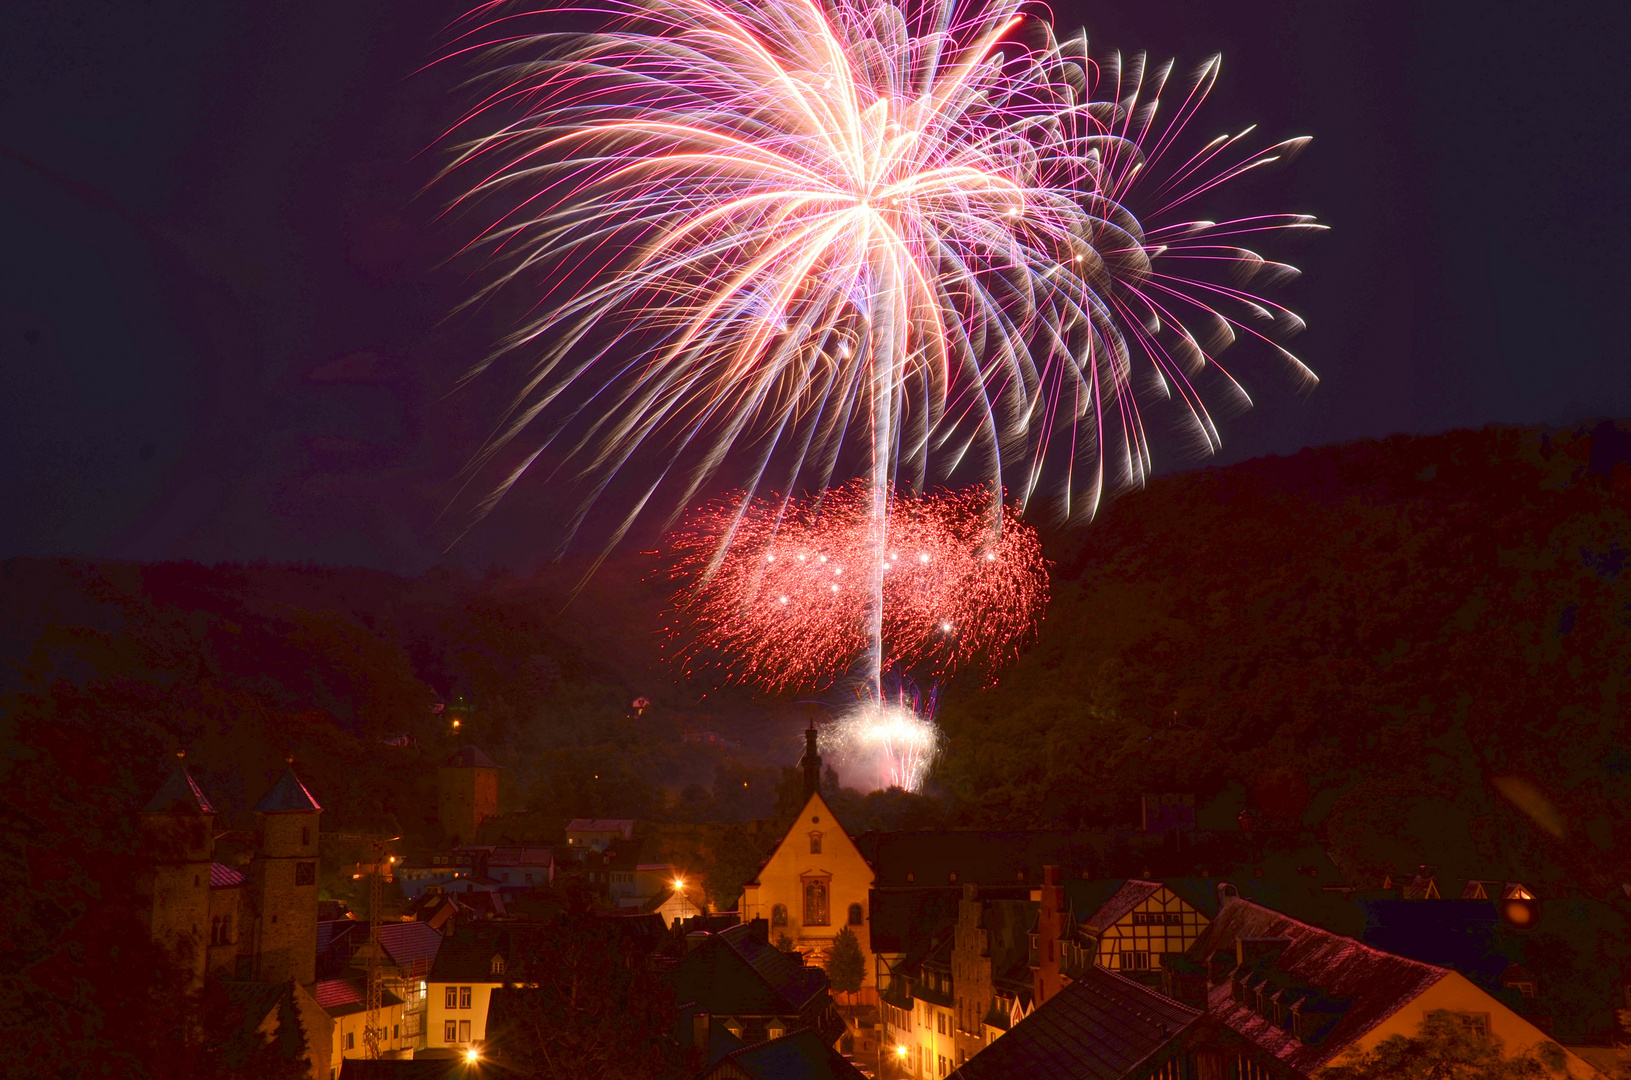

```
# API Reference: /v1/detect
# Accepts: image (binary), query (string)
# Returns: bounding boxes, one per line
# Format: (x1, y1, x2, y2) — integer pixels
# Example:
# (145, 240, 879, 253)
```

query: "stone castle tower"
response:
(244, 762, 323, 986)
(438, 745, 499, 846)
(137, 754, 216, 983)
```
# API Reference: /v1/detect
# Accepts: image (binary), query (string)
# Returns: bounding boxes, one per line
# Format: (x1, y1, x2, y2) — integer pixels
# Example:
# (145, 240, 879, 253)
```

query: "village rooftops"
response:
(666, 922, 832, 1020)
(1192, 897, 1451, 1074)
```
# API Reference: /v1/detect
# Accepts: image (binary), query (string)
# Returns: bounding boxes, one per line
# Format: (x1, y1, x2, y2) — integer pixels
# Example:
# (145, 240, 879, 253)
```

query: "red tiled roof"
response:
(488, 847, 552, 867)
(209, 862, 246, 888)
(1082, 880, 1164, 933)
(314, 977, 403, 1018)
(1191, 898, 1449, 1074)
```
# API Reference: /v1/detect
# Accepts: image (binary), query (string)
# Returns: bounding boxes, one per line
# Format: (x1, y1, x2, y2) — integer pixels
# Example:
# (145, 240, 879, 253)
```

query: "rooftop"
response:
(252, 768, 321, 814)
(313, 977, 405, 1018)
(209, 862, 246, 888)
(952, 966, 1201, 1080)
(700, 1026, 868, 1080)
(143, 762, 216, 815)
(1192, 897, 1450, 1074)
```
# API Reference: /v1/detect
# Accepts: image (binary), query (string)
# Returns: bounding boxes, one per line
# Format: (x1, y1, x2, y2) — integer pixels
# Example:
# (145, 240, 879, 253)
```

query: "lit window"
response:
(491, 955, 504, 976)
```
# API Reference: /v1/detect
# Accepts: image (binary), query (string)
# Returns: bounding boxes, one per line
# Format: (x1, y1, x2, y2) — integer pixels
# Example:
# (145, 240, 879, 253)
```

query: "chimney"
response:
(746, 916, 770, 944)
(801, 725, 822, 800)
(692, 1011, 710, 1050)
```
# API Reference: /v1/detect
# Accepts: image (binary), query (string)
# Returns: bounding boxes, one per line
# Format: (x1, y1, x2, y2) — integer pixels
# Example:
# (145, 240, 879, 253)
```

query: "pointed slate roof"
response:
(143, 761, 217, 814)
(253, 768, 322, 813)
(443, 745, 498, 769)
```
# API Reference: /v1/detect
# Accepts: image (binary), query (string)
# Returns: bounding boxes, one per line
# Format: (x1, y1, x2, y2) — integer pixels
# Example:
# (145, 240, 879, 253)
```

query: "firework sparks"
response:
(667, 482, 1046, 692)
(445, 0, 1319, 544)
(821, 680, 941, 791)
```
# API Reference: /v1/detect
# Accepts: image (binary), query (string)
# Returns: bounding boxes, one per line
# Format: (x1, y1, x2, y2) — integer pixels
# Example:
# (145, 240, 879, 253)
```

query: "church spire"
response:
(801, 724, 822, 800)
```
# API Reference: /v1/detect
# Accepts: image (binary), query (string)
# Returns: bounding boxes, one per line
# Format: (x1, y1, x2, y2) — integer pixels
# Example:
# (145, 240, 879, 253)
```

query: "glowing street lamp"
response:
(464, 1046, 481, 1064)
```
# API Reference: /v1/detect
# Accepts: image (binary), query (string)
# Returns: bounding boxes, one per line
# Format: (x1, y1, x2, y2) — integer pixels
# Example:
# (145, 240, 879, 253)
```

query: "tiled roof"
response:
(953, 966, 1201, 1080)
(443, 745, 498, 769)
(665, 925, 830, 1018)
(209, 862, 246, 888)
(313, 977, 404, 1018)
(488, 846, 552, 867)
(1191, 898, 1449, 1074)
(701, 1027, 868, 1080)
(377, 920, 444, 975)
(252, 769, 321, 813)
(143, 762, 216, 814)
(1082, 880, 1164, 933)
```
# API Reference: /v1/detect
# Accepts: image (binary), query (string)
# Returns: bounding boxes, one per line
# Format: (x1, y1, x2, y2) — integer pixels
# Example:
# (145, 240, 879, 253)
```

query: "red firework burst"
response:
(666, 482, 1048, 692)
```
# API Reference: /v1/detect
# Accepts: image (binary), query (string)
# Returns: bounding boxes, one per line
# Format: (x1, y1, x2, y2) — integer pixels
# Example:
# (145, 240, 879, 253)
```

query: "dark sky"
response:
(2, 0, 1627, 574)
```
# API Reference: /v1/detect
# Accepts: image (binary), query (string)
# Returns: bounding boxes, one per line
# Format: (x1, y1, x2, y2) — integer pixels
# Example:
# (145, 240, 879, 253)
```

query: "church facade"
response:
(740, 728, 877, 985)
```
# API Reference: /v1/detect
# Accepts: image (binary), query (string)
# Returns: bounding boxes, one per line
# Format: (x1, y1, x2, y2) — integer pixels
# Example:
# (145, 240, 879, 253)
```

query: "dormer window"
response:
(491, 955, 505, 976)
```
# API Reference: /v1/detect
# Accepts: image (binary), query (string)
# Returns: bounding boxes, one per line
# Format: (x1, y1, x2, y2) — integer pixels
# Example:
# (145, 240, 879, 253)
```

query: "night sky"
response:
(2, 0, 1627, 574)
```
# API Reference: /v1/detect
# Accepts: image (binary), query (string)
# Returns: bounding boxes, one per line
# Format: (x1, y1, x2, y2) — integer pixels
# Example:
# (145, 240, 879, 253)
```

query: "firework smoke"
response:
(820, 678, 941, 791)
(666, 482, 1047, 693)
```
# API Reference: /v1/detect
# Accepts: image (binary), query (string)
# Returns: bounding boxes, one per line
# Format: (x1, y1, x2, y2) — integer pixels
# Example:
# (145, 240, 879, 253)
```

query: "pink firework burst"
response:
(667, 482, 1047, 691)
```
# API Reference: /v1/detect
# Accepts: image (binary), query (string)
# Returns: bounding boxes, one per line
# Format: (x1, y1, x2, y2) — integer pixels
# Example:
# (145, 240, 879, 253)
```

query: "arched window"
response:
(803, 879, 829, 926)
(848, 903, 864, 926)
(772, 904, 788, 927)
(809, 831, 822, 855)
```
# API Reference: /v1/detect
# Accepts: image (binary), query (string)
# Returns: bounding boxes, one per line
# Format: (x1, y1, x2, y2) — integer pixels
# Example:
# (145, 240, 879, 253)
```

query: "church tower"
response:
(245, 760, 322, 986)
(137, 753, 216, 983)
(438, 745, 499, 846)
(800, 724, 822, 800)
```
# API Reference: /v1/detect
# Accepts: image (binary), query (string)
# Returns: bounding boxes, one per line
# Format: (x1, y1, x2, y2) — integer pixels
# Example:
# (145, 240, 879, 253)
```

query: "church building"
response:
(741, 727, 877, 985)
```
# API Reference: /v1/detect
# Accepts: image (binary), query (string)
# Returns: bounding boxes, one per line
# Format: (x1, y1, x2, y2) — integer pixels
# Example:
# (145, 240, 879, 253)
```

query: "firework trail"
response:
(445, 0, 1316, 710)
(820, 676, 940, 791)
(444, 0, 1317, 541)
(666, 482, 1047, 693)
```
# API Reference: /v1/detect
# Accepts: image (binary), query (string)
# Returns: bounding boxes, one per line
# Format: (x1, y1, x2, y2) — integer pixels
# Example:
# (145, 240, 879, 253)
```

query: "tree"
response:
(1321, 1010, 1563, 1080)
(826, 926, 865, 995)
